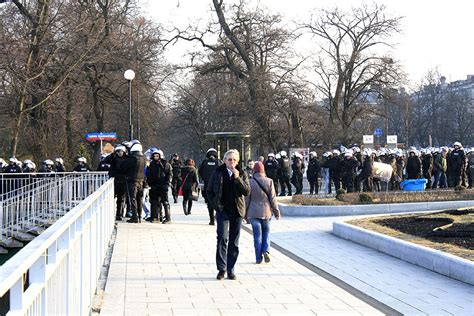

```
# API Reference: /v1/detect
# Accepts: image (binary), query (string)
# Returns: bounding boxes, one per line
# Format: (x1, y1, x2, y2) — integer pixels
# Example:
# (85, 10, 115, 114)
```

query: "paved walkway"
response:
(270, 216, 474, 316)
(99, 198, 473, 315)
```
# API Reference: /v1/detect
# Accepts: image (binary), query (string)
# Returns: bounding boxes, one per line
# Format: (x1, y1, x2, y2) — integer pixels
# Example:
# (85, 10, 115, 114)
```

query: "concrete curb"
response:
(280, 200, 474, 216)
(332, 221, 474, 285)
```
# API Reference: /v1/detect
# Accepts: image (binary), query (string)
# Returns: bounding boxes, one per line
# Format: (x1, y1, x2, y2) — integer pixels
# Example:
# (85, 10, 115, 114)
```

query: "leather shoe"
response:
(263, 252, 270, 263)
(216, 271, 225, 280)
(127, 218, 138, 223)
(227, 272, 236, 280)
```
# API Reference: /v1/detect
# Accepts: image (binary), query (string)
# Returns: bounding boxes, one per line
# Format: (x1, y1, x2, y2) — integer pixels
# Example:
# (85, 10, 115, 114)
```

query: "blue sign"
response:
(86, 132, 117, 141)
(374, 128, 383, 137)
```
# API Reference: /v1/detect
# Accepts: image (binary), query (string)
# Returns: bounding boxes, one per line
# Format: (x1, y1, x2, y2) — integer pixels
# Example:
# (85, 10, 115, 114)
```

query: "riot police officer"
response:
(264, 153, 279, 194)
(198, 148, 222, 225)
(307, 152, 321, 194)
(146, 149, 172, 224)
(169, 153, 183, 203)
(277, 151, 292, 196)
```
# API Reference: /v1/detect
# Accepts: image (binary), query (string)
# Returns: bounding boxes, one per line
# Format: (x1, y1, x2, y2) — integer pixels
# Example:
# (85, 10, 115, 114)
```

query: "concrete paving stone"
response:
(173, 308, 221, 316)
(147, 302, 194, 309)
(125, 295, 169, 303)
(193, 302, 240, 309)
(219, 308, 268, 316)
(147, 308, 174, 316)
(270, 311, 317, 316)
(100, 201, 394, 315)
(169, 296, 214, 303)
(311, 310, 365, 316)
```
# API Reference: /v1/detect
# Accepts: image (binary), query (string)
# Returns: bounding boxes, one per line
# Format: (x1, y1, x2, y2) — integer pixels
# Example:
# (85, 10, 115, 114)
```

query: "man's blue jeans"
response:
(250, 218, 271, 263)
(216, 211, 242, 273)
(433, 170, 447, 188)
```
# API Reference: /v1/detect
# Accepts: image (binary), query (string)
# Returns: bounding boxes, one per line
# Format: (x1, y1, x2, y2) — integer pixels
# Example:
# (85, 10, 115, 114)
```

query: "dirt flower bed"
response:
(291, 189, 474, 206)
(348, 209, 474, 261)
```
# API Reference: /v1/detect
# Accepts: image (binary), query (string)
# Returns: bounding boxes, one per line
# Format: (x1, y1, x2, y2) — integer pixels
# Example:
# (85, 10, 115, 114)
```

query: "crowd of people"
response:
(0, 156, 87, 175)
(4, 140, 473, 281)
(254, 142, 474, 195)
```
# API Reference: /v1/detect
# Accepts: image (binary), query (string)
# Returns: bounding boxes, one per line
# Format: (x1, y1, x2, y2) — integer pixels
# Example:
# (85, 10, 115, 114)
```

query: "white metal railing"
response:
(0, 178, 115, 315)
(0, 173, 109, 239)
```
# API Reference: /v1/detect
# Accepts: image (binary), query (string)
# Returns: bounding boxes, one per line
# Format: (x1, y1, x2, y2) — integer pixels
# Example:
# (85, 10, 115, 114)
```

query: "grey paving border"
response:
(333, 221, 474, 286)
(280, 200, 474, 216)
(241, 225, 402, 316)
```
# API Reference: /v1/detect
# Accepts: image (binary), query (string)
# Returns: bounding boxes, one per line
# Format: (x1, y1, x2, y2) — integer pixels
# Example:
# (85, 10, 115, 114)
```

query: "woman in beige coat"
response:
(245, 162, 280, 264)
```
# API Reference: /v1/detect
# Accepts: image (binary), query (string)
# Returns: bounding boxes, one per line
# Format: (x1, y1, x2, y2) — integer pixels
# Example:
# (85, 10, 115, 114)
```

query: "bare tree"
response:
(303, 4, 403, 144)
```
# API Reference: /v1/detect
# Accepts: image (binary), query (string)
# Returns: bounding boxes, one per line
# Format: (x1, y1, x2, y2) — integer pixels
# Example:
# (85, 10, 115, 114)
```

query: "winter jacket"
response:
(395, 158, 405, 180)
(406, 155, 422, 179)
(146, 158, 172, 187)
(434, 154, 447, 173)
(340, 158, 359, 178)
(121, 152, 146, 182)
(170, 158, 183, 180)
(206, 164, 250, 218)
(3, 164, 22, 173)
(307, 158, 321, 181)
(198, 157, 222, 184)
(360, 156, 374, 178)
(325, 156, 342, 176)
(72, 164, 90, 172)
(245, 173, 280, 220)
(264, 159, 279, 179)
(422, 155, 433, 175)
(102, 153, 127, 182)
(180, 166, 198, 191)
(291, 158, 305, 180)
(449, 149, 466, 172)
(277, 157, 291, 178)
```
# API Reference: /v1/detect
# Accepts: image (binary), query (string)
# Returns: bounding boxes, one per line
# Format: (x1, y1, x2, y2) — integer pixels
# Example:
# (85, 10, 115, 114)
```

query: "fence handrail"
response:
(0, 178, 114, 297)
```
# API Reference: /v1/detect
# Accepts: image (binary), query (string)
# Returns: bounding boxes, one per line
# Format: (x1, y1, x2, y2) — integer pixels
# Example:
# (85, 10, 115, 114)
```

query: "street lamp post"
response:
(124, 69, 135, 140)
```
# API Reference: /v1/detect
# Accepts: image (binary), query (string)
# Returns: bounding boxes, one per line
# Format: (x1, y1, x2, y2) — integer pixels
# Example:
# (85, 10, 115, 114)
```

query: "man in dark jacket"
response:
(277, 151, 292, 196)
(103, 145, 128, 220)
(146, 149, 172, 224)
(291, 153, 305, 195)
(169, 153, 183, 203)
(433, 148, 448, 189)
(207, 149, 250, 281)
(340, 152, 360, 193)
(199, 148, 222, 225)
(406, 150, 422, 179)
(307, 152, 321, 194)
(421, 150, 434, 189)
(324, 150, 342, 193)
(360, 150, 374, 192)
(264, 153, 279, 194)
(121, 142, 146, 223)
(449, 142, 466, 187)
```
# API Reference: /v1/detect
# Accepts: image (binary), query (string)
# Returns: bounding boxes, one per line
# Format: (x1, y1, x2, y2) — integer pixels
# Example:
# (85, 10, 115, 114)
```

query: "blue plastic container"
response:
(400, 179, 428, 191)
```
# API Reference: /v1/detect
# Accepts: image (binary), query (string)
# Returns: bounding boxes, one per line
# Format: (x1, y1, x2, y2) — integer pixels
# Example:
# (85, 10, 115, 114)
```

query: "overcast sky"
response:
(141, 0, 473, 85)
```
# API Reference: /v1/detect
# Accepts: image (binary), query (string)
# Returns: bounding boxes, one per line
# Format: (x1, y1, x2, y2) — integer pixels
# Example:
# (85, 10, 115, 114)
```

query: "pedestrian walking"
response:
(207, 149, 250, 280)
(180, 159, 199, 215)
(170, 153, 183, 203)
(245, 162, 280, 264)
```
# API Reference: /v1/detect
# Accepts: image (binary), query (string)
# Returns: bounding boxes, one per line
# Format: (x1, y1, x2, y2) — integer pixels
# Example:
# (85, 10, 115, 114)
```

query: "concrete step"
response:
(0, 246, 8, 254)
(0, 238, 23, 248)
(11, 231, 36, 242)
(23, 226, 45, 236)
